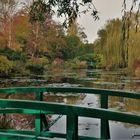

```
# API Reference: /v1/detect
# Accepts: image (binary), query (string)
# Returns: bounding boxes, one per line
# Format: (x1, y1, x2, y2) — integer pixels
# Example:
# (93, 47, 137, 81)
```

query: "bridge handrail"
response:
(0, 99, 139, 124)
(0, 86, 140, 140)
(0, 86, 140, 99)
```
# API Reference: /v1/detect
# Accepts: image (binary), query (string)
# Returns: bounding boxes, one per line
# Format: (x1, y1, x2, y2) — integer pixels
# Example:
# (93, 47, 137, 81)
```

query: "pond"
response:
(0, 69, 140, 139)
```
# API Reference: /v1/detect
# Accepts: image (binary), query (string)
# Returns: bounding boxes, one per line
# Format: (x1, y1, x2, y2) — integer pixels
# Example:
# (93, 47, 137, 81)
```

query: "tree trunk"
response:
(8, 17, 12, 49)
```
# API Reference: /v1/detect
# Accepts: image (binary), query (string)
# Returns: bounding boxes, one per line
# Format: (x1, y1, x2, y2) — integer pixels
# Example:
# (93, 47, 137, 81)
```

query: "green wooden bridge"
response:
(0, 87, 140, 140)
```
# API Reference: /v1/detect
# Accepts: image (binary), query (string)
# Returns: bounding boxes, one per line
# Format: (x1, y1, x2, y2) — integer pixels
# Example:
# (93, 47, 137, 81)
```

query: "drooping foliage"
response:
(29, 0, 99, 26)
(122, 0, 140, 39)
(94, 14, 140, 72)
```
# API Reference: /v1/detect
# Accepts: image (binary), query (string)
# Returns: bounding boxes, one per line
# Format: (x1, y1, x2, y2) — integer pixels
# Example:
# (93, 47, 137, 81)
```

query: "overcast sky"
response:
(77, 0, 131, 43)
(53, 0, 135, 43)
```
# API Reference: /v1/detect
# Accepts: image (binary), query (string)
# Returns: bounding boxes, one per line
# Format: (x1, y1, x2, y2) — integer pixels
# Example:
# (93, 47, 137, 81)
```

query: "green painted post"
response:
(35, 92, 43, 135)
(100, 94, 110, 139)
(67, 114, 78, 140)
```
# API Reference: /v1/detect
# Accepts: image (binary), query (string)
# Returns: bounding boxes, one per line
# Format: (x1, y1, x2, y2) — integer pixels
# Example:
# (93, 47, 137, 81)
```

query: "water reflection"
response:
(44, 93, 85, 104)
(0, 69, 140, 139)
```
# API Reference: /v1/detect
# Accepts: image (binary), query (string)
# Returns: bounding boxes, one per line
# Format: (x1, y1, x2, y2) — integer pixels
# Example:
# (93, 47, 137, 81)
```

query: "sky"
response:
(77, 0, 124, 43)
(53, 0, 135, 43)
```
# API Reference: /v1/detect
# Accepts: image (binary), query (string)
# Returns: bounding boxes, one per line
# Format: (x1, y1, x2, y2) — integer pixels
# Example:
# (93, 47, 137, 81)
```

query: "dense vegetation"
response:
(0, 0, 97, 77)
(0, 0, 140, 77)
(93, 15, 140, 76)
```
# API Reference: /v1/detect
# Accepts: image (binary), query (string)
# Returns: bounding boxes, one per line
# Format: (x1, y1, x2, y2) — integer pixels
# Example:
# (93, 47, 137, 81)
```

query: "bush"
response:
(26, 64, 44, 74)
(12, 61, 29, 75)
(0, 48, 27, 62)
(0, 55, 13, 76)
(76, 53, 103, 68)
(65, 58, 86, 69)
(26, 57, 49, 74)
(135, 67, 140, 77)
(0, 115, 12, 129)
(39, 57, 49, 66)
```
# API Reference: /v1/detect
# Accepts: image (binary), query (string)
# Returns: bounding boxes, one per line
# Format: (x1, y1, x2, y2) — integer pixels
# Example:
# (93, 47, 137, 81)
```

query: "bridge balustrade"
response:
(0, 87, 140, 140)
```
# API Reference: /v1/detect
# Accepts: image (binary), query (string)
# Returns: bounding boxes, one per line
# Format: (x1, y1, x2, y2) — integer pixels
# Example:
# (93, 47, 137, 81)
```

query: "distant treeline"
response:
(0, 0, 95, 77)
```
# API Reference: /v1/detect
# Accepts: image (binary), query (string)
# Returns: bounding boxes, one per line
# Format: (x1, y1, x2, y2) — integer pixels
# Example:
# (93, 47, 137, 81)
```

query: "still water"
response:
(0, 69, 140, 139)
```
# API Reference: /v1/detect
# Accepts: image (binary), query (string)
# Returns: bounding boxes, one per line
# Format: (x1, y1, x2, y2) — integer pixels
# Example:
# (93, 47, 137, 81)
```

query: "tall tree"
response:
(0, 0, 20, 50)
(95, 19, 127, 69)
(27, 0, 50, 58)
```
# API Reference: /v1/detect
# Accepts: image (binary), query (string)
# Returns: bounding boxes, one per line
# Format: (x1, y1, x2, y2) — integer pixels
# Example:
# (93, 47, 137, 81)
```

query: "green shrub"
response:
(26, 64, 44, 74)
(0, 48, 27, 62)
(76, 53, 103, 68)
(26, 57, 49, 74)
(65, 58, 86, 69)
(39, 57, 49, 66)
(0, 55, 13, 76)
(12, 61, 29, 75)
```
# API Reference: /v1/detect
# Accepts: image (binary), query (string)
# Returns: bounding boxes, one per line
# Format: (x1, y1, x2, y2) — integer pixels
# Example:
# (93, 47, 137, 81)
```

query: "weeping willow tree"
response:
(95, 12, 140, 71)
(96, 19, 125, 69)
(128, 29, 140, 68)
(122, 0, 140, 38)
(122, 0, 140, 73)
(127, 13, 140, 70)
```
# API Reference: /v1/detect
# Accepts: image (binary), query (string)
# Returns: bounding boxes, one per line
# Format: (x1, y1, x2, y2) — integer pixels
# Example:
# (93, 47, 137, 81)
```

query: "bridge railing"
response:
(0, 87, 140, 140)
